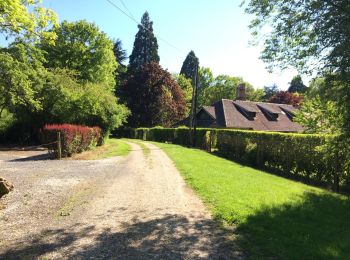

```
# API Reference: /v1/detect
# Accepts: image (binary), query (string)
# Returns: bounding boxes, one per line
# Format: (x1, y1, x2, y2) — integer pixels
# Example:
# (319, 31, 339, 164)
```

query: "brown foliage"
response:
(123, 62, 187, 127)
(269, 91, 303, 107)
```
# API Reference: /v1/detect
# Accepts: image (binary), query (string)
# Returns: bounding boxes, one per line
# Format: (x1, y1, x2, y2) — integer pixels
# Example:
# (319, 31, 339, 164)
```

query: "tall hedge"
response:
(115, 127, 349, 192)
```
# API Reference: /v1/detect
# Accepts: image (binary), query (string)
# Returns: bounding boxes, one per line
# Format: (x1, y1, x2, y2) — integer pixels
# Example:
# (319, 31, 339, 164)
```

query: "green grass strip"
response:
(152, 141, 350, 259)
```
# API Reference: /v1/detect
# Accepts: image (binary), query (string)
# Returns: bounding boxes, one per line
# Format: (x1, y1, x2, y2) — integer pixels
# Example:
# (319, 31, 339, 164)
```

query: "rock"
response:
(0, 178, 14, 198)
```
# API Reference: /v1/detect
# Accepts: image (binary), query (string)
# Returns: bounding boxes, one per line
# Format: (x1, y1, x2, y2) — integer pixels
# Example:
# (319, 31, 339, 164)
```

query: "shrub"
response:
(42, 124, 102, 157)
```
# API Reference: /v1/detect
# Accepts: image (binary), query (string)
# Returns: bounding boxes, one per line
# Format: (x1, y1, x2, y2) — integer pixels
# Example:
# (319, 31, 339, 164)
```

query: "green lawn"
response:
(72, 138, 130, 160)
(151, 141, 350, 259)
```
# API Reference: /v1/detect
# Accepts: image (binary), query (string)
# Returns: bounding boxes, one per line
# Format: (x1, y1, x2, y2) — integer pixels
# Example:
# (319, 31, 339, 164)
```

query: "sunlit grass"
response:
(151, 141, 350, 259)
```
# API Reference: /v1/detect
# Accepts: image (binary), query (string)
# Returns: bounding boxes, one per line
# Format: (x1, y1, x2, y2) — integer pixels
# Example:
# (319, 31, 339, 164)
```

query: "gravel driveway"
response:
(0, 142, 242, 259)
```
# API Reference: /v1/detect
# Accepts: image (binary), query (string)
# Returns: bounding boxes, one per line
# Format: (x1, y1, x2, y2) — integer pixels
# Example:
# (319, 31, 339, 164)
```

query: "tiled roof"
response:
(215, 99, 303, 132)
(175, 99, 303, 132)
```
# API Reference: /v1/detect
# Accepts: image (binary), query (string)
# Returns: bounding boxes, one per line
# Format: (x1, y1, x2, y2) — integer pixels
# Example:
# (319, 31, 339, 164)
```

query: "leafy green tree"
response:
(200, 75, 260, 106)
(129, 12, 159, 71)
(41, 20, 117, 89)
(197, 67, 215, 107)
(244, 0, 350, 132)
(0, 0, 58, 43)
(0, 41, 128, 140)
(295, 96, 342, 134)
(288, 75, 307, 93)
(180, 50, 199, 83)
(173, 74, 193, 114)
(123, 62, 186, 127)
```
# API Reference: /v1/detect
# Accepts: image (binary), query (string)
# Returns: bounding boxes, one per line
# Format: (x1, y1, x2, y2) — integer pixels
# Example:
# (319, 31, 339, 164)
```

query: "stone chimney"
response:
(236, 83, 246, 100)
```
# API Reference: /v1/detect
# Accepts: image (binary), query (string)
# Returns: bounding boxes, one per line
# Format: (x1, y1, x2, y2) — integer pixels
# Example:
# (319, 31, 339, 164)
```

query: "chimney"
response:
(236, 83, 246, 101)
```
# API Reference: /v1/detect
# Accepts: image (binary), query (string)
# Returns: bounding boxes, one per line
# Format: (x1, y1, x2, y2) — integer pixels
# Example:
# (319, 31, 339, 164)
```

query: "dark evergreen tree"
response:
(263, 84, 279, 101)
(129, 12, 159, 71)
(113, 38, 127, 67)
(180, 50, 199, 83)
(288, 75, 307, 93)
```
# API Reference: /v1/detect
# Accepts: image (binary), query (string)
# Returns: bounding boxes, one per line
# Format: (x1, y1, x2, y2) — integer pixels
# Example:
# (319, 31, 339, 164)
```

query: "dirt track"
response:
(0, 141, 242, 259)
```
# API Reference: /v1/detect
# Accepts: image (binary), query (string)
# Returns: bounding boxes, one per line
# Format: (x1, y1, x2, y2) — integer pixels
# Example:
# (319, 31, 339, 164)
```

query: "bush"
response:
(42, 124, 102, 157)
(115, 127, 348, 192)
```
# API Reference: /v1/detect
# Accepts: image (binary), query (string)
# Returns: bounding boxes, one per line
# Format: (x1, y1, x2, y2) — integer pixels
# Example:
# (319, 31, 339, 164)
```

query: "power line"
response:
(105, 0, 194, 60)
(118, 0, 135, 20)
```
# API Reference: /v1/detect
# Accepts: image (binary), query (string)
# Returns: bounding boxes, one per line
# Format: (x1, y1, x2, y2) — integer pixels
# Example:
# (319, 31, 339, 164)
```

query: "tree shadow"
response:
(1, 214, 242, 259)
(237, 191, 350, 259)
(8, 153, 53, 162)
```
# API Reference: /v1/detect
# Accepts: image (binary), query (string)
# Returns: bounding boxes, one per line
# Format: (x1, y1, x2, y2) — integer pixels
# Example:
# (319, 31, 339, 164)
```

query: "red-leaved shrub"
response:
(41, 124, 102, 157)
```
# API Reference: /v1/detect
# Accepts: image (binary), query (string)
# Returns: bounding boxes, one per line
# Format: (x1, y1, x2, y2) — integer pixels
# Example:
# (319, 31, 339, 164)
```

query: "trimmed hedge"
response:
(42, 124, 102, 157)
(115, 127, 349, 192)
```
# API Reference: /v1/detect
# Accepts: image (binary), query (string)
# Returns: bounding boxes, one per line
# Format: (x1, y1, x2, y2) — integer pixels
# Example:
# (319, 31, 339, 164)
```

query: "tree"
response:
(295, 96, 341, 134)
(0, 0, 58, 43)
(129, 12, 159, 71)
(288, 75, 307, 93)
(0, 41, 128, 141)
(244, 0, 350, 132)
(113, 38, 128, 66)
(269, 91, 303, 107)
(180, 50, 199, 83)
(123, 62, 186, 127)
(200, 75, 261, 106)
(41, 20, 117, 89)
(173, 74, 193, 114)
(262, 84, 279, 101)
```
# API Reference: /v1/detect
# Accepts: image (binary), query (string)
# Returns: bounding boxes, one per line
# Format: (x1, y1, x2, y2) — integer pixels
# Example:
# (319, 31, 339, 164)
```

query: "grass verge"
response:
(151, 141, 350, 259)
(72, 138, 130, 160)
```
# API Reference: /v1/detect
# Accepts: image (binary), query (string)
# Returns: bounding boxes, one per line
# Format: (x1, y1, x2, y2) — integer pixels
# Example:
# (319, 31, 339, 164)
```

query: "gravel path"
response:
(0, 142, 242, 259)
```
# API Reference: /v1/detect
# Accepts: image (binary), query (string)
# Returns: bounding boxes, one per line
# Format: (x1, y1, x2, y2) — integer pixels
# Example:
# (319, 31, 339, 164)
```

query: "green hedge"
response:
(114, 127, 348, 192)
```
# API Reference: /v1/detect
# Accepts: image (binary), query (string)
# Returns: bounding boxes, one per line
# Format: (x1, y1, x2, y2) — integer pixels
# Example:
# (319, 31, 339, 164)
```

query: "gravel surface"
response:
(0, 142, 242, 259)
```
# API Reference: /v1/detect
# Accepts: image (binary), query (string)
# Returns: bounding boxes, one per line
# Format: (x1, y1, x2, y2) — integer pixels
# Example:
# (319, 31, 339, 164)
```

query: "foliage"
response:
(113, 38, 128, 66)
(0, 0, 58, 43)
(153, 141, 350, 259)
(173, 74, 193, 114)
(129, 12, 159, 71)
(200, 75, 263, 106)
(180, 50, 199, 83)
(269, 91, 303, 106)
(244, 0, 350, 144)
(244, 0, 350, 75)
(122, 62, 187, 127)
(41, 20, 117, 89)
(262, 84, 279, 101)
(0, 42, 46, 114)
(0, 42, 128, 139)
(295, 96, 342, 134)
(288, 75, 307, 93)
(42, 123, 102, 157)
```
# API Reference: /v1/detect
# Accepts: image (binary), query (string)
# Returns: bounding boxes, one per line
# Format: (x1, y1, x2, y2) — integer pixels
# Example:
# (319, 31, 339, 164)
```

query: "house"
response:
(175, 84, 303, 133)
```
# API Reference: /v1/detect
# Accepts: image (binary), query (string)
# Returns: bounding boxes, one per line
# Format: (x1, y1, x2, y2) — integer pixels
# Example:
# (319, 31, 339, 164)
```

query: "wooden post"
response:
(57, 132, 62, 160)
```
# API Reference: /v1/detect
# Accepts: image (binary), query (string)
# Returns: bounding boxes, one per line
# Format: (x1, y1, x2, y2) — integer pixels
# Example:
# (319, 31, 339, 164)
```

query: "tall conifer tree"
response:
(180, 50, 199, 83)
(129, 12, 159, 70)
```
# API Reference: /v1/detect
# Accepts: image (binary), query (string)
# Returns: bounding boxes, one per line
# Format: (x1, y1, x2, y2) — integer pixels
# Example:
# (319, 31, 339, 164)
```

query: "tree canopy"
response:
(288, 75, 307, 93)
(41, 20, 117, 89)
(129, 12, 159, 71)
(180, 50, 199, 83)
(122, 62, 186, 127)
(0, 0, 58, 43)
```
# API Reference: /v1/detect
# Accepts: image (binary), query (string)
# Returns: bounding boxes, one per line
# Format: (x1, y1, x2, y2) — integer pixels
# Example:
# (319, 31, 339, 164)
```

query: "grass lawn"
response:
(72, 138, 130, 160)
(151, 141, 350, 259)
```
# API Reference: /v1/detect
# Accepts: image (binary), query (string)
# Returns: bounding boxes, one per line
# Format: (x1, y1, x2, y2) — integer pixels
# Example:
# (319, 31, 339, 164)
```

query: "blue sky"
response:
(5, 0, 308, 90)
